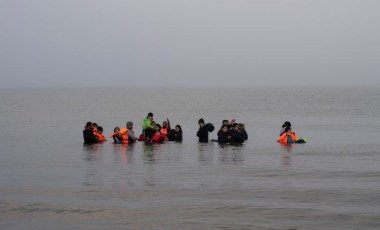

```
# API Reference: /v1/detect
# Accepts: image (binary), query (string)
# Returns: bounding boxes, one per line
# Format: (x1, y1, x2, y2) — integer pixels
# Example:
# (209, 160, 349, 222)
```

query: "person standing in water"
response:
(278, 126, 297, 144)
(197, 118, 209, 143)
(83, 121, 98, 144)
(161, 119, 171, 140)
(168, 124, 183, 142)
(141, 112, 154, 140)
(119, 121, 138, 144)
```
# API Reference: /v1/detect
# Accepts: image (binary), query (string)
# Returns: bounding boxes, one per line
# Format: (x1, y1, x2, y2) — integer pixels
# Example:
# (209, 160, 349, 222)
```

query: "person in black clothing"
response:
(229, 123, 245, 144)
(197, 118, 209, 143)
(83, 121, 99, 144)
(217, 125, 231, 144)
(168, 124, 183, 142)
(240, 123, 248, 140)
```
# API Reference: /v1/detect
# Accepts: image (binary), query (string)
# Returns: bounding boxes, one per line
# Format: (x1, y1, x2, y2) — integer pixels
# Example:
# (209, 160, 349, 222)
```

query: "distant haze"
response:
(1, 0, 379, 88)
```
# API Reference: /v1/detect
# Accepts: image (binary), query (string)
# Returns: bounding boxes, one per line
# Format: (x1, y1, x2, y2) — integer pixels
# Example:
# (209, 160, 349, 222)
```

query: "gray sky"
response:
(1, 0, 379, 88)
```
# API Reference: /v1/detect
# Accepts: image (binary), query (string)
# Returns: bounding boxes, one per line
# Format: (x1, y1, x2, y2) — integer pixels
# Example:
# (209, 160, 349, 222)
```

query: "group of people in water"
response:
(195, 118, 248, 145)
(83, 112, 182, 145)
(83, 112, 306, 145)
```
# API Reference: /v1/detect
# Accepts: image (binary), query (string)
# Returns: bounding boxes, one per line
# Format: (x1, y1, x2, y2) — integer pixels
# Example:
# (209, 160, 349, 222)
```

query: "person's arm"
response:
(127, 130, 137, 142)
(167, 118, 171, 130)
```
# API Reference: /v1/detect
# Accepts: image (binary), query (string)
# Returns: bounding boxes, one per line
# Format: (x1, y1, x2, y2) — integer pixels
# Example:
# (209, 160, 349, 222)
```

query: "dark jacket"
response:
(217, 130, 230, 144)
(83, 128, 98, 144)
(229, 129, 245, 143)
(241, 129, 248, 140)
(197, 125, 209, 143)
(168, 129, 182, 142)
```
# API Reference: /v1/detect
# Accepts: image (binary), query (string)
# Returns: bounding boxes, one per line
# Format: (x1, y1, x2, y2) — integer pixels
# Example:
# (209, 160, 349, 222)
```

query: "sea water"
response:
(0, 87, 379, 229)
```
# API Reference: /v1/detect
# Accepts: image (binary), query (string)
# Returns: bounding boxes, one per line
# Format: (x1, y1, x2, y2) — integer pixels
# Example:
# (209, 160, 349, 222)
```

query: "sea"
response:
(0, 86, 379, 230)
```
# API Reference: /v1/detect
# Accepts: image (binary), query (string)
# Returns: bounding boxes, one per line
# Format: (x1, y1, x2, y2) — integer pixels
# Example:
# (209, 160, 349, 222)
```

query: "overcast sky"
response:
(1, 0, 379, 88)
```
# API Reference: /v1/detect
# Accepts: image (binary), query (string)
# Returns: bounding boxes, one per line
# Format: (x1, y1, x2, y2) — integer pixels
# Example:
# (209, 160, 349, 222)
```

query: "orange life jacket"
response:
(119, 128, 129, 143)
(161, 127, 169, 136)
(278, 132, 297, 144)
(93, 127, 98, 137)
(152, 133, 165, 143)
(97, 133, 106, 142)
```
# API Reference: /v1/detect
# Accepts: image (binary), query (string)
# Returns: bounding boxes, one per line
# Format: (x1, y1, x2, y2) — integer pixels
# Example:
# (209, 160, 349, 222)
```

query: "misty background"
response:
(1, 0, 379, 88)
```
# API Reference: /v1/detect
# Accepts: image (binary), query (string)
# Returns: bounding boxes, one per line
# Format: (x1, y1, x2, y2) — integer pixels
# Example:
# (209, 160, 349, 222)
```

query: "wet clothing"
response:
(83, 128, 98, 144)
(151, 133, 166, 143)
(217, 130, 230, 144)
(197, 125, 209, 143)
(127, 130, 137, 143)
(168, 129, 182, 142)
(110, 133, 122, 143)
(229, 129, 245, 144)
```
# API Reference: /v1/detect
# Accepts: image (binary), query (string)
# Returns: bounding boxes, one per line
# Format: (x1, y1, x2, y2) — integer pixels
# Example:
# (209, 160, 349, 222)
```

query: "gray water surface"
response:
(1, 87, 379, 229)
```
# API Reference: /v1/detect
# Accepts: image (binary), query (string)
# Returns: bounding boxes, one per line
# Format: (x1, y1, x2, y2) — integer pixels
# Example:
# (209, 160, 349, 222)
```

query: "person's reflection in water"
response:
(197, 143, 215, 165)
(144, 143, 156, 164)
(82, 143, 103, 161)
(112, 143, 135, 165)
(82, 143, 104, 188)
(279, 143, 296, 167)
(218, 145, 245, 164)
(142, 144, 157, 187)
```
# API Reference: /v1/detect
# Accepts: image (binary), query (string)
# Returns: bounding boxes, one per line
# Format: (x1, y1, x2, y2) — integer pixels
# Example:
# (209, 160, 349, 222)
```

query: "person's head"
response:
(147, 112, 153, 120)
(114, 127, 120, 133)
(232, 123, 241, 131)
(162, 121, 168, 128)
(222, 120, 229, 125)
(85, 121, 92, 128)
(155, 123, 161, 132)
(282, 121, 291, 128)
(198, 118, 205, 127)
(240, 123, 245, 130)
(221, 125, 229, 133)
(175, 125, 182, 133)
(152, 120, 156, 127)
(97, 126, 103, 133)
(284, 126, 292, 133)
(92, 123, 98, 127)
(126, 121, 133, 130)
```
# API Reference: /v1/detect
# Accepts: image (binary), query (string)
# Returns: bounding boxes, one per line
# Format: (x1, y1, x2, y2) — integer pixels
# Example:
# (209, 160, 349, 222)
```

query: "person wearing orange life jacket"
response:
(160, 119, 171, 140)
(151, 124, 166, 143)
(96, 126, 107, 142)
(278, 126, 297, 144)
(92, 123, 99, 138)
(119, 121, 138, 144)
(110, 127, 122, 143)
(83, 121, 99, 144)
